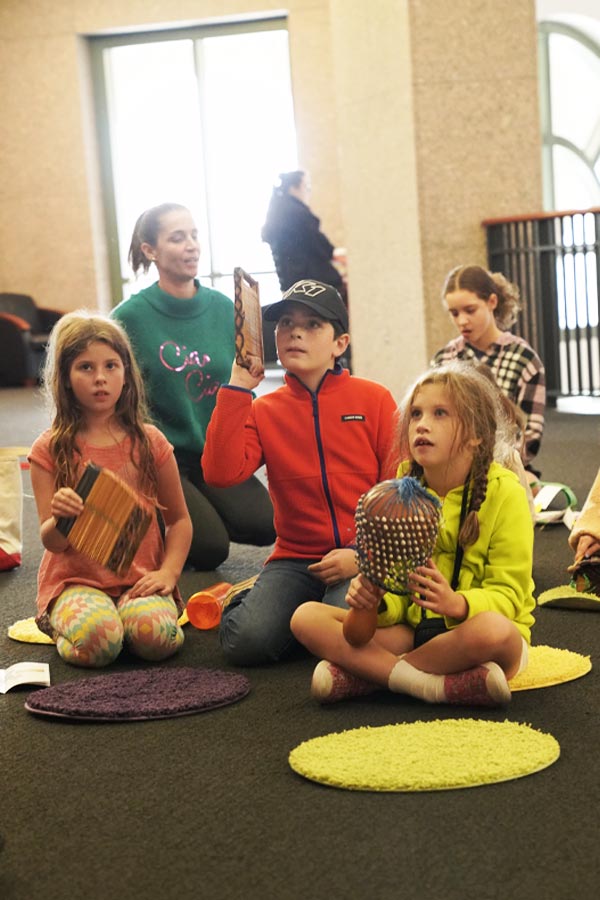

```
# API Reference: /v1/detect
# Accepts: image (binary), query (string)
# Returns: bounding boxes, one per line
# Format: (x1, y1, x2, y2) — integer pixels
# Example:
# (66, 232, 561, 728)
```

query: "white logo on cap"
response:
(283, 280, 327, 299)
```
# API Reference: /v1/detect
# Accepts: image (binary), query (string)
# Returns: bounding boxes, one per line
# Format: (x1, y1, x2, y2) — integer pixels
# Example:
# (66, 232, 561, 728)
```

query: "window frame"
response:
(87, 16, 289, 305)
(538, 20, 600, 211)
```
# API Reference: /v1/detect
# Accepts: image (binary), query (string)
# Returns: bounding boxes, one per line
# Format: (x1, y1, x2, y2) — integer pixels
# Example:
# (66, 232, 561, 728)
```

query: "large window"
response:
(89, 19, 297, 307)
(538, 21, 600, 400)
(538, 21, 600, 210)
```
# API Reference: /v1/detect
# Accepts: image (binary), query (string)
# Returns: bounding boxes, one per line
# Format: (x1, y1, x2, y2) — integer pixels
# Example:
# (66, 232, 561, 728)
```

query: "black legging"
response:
(177, 453, 275, 570)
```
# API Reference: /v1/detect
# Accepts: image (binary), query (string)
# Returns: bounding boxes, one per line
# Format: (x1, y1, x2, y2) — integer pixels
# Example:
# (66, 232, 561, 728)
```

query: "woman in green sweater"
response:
(112, 203, 275, 570)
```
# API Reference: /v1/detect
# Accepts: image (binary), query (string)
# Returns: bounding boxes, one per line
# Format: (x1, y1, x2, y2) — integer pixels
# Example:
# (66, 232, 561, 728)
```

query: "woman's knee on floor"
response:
(187, 527, 230, 571)
(213, 477, 275, 547)
(181, 478, 231, 569)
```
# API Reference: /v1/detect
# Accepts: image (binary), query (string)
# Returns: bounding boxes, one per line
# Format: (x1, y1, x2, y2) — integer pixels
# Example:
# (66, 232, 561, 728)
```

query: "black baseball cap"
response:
(263, 279, 349, 332)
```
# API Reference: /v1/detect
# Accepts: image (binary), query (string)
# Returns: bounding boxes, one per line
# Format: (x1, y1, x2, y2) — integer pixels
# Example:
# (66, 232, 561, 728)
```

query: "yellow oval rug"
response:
(289, 719, 560, 792)
(9, 612, 190, 641)
(537, 585, 600, 610)
(509, 644, 591, 691)
(8, 617, 54, 644)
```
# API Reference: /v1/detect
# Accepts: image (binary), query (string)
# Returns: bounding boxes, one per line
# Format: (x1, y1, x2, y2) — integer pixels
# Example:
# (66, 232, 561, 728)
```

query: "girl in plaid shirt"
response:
(432, 265, 545, 480)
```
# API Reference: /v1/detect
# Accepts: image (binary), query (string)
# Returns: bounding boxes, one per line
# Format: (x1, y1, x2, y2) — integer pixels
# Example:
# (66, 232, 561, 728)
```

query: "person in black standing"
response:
(261, 171, 347, 304)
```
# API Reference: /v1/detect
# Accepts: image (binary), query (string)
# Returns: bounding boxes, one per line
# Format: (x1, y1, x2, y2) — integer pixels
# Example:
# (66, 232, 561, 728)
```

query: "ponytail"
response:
(127, 203, 188, 276)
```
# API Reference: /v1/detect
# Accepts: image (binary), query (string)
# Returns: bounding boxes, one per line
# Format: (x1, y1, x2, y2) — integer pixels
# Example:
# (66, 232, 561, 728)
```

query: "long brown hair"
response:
(42, 311, 158, 497)
(398, 363, 502, 547)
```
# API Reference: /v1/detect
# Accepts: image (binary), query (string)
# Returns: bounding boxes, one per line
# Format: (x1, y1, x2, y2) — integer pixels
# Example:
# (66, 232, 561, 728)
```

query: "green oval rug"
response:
(537, 585, 600, 610)
(289, 719, 560, 792)
(509, 644, 591, 691)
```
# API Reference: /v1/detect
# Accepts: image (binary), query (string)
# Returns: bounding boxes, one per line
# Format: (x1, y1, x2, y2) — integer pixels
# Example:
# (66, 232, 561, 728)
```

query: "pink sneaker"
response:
(311, 660, 378, 704)
(443, 662, 511, 707)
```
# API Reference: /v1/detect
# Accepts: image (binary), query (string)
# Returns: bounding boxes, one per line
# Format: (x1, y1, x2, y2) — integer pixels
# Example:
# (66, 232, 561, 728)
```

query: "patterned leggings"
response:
(49, 585, 184, 668)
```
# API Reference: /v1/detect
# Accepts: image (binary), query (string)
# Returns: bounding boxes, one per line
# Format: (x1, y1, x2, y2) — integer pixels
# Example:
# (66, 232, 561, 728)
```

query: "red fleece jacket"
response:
(202, 367, 398, 561)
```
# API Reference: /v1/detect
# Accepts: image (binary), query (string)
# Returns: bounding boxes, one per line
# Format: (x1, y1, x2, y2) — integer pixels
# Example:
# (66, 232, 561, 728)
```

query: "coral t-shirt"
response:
(29, 425, 174, 618)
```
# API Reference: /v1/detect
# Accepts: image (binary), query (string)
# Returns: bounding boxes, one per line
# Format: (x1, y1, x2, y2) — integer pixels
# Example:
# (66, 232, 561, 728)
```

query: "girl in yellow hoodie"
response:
(291, 363, 535, 707)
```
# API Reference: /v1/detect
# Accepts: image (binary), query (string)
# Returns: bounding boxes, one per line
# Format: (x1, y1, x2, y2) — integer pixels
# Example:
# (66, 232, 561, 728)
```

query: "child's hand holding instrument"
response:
(55, 463, 153, 577)
(51, 487, 84, 522)
(233, 267, 264, 374)
(343, 477, 441, 647)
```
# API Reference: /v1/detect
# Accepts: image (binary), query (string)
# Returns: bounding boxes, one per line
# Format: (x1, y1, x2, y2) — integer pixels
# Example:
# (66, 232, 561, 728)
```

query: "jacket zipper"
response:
(310, 379, 342, 548)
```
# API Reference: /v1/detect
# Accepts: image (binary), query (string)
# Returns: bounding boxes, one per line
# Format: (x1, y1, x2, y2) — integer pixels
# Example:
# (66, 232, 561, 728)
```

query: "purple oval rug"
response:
(24, 667, 250, 722)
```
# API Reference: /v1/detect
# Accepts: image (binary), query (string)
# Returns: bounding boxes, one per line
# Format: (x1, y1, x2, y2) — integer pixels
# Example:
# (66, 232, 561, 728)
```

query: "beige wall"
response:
(329, 0, 428, 392)
(329, 0, 543, 396)
(409, 0, 543, 359)
(0, 0, 542, 400)
(0, 0, 344, 312)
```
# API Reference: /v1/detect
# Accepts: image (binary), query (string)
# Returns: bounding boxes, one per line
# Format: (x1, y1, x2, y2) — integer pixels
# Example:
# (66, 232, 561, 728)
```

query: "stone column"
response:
(328, 0, 543, 400)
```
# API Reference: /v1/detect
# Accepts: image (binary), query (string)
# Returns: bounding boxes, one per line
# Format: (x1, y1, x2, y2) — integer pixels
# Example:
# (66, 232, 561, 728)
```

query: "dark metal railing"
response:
(483, 207, 600, 400)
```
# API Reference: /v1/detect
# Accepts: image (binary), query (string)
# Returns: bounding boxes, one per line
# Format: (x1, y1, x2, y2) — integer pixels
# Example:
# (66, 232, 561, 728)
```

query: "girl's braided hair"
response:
(398, 363, 504, 548)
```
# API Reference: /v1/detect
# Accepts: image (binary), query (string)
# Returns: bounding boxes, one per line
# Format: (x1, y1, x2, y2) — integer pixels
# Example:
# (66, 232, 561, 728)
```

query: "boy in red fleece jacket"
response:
(202, 279, 398, 665)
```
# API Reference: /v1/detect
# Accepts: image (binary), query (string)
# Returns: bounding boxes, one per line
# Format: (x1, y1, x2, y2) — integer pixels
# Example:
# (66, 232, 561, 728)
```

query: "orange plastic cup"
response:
(186, 582, 232, 630)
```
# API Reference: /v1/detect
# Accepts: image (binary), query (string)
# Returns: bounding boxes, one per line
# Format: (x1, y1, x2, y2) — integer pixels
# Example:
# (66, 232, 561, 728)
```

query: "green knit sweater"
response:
(112, 280, 234, 455)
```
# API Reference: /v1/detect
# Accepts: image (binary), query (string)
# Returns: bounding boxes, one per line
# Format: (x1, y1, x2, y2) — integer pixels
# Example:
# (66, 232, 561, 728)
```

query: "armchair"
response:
(0, 293, 63, 386)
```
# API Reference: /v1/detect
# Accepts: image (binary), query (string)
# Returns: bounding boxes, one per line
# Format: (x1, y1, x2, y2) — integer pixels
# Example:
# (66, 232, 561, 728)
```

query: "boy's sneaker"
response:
(311, 659, 378, 704)
(443, 661, 511, 707)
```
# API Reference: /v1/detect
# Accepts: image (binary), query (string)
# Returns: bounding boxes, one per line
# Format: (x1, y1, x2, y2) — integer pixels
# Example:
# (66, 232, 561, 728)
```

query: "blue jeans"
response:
(219, 558, 350, 665)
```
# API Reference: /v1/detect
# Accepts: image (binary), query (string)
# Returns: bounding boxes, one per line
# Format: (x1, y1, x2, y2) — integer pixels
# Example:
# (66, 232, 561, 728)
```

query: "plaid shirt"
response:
(432, 332, 546, 468)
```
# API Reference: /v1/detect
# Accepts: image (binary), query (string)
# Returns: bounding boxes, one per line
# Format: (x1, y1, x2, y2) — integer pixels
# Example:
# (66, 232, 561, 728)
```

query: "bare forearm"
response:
(162, 518, 193, 582)
(40, 516, 70, 553)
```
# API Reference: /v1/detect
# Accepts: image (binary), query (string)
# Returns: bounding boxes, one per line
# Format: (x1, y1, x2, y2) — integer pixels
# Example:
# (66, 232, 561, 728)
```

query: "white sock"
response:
(389, 659, 509, 706)
(388, 658, 446, 704)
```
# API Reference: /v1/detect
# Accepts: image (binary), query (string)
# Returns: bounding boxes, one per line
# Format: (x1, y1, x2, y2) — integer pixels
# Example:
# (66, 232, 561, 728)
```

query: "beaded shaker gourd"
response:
(343, 477, 441, 647)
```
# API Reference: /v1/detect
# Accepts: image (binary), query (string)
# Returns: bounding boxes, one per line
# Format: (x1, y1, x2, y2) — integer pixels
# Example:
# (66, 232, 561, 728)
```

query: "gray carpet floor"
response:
(1, 386, 599, 900)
